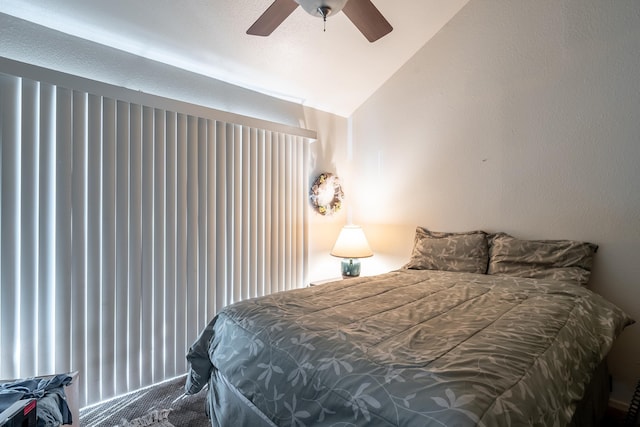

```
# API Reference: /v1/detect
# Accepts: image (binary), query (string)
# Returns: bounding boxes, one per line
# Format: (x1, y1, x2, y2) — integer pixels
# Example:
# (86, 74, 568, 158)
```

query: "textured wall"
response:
(351, 0, 640, 404)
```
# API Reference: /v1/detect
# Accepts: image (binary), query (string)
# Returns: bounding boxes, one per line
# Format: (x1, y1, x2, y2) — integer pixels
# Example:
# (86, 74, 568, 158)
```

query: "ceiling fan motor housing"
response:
(296, 0, 348, 17)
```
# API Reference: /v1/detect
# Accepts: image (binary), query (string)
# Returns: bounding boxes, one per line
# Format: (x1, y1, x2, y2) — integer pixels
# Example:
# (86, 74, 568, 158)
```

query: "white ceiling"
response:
(0, 0, 469, 117)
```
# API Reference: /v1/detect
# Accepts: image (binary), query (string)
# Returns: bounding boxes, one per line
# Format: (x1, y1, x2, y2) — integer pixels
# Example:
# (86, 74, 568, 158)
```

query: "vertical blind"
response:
(0, 71, 311, 407)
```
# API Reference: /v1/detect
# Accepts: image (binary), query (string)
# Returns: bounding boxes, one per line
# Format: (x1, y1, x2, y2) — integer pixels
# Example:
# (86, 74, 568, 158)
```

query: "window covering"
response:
(0, 67, 312, 407)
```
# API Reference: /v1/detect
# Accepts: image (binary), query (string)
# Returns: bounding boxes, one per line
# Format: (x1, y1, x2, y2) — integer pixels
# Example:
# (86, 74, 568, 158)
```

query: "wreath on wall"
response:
(310, 173, 344, 216)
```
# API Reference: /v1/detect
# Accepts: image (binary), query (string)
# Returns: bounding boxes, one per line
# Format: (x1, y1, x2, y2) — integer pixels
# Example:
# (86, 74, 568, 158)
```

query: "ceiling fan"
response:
(247, 0, 393, 43)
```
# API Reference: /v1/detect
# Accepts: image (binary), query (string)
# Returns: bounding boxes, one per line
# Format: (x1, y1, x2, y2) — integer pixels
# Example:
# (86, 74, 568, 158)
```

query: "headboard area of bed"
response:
(404, 226, 599, 287)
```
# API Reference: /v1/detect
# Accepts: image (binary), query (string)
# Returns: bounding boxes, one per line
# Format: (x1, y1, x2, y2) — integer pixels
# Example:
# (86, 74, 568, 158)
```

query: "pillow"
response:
(487, 233, 598, 286)
(404, 227, 489, 274)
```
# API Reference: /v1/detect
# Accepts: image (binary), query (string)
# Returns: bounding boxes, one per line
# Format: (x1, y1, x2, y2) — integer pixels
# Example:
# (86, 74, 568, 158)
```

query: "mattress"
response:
(186, 269, 632, 426)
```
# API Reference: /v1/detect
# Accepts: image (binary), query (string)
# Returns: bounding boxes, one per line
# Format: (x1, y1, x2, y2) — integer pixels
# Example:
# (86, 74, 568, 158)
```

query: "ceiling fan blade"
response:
(342, 0, 393, 42)
(247, 0, 299, 36)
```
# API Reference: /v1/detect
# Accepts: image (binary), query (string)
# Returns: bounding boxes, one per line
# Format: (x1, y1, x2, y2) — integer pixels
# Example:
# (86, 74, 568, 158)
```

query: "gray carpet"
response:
(79, 376, 210, 427)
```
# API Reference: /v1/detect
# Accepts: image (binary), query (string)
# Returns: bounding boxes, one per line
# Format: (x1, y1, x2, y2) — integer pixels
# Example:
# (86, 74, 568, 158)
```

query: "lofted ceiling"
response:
(0, 0, 469, 117)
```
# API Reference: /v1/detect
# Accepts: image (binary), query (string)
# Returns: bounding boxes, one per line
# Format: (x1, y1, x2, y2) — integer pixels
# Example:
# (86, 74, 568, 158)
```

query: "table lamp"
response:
(330, 225, 373, 278)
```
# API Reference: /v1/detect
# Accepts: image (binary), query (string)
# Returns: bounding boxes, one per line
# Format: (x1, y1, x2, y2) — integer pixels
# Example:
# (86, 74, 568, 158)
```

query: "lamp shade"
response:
(330, 225, 373, 259)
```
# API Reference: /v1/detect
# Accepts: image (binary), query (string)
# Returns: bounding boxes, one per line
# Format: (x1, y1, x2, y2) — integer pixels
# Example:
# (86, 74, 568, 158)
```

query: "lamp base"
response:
(341, 258, 361, 278)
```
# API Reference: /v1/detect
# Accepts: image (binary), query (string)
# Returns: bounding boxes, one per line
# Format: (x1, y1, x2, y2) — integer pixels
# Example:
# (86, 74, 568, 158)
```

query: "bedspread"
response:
(186, 269, 633, 426)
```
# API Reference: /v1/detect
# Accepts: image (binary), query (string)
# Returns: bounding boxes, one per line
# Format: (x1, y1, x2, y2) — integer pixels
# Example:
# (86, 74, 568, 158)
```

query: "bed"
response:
(185, 228, 634, 426)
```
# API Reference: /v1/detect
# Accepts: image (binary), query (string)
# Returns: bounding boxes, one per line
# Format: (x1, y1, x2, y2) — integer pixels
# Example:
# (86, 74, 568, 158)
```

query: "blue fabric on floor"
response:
(0, 374, 73, 426)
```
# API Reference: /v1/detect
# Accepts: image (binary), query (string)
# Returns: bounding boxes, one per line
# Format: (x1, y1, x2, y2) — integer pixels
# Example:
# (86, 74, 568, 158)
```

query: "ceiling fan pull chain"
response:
(317, 6, 331, 32)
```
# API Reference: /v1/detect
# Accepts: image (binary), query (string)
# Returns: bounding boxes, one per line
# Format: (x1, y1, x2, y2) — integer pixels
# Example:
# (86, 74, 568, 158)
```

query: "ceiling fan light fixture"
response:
(296, 0, 348, 18)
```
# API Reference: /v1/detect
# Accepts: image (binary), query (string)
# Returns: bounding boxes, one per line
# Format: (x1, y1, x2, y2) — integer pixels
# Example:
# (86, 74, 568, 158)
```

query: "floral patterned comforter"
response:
(186, 269, 633, 426)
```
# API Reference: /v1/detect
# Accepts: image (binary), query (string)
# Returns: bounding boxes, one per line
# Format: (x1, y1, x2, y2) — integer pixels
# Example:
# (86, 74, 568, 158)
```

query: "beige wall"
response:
(350, 0, 640, 404)
(303, 108, 351, 282)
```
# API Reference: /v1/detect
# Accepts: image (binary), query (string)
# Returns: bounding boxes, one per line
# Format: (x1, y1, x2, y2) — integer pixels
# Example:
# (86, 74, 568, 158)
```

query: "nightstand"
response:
(309, 277, 343, 287)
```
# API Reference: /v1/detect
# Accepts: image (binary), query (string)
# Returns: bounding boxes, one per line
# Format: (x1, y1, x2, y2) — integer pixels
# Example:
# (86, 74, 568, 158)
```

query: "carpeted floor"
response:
(79, 376, 210, 427)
